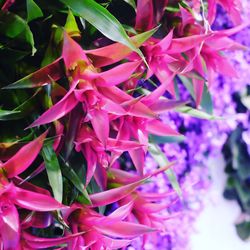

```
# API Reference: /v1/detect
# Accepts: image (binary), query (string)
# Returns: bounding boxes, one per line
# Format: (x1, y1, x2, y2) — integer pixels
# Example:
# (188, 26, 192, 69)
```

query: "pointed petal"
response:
(13, 186, 66, 211)
(86, 29, 157, 67)
(92, 61, 141, 87)
(129, 148, 145, 176)
(146, 120, 179, 136)
(122, 97, 157, 118)
(106, 200, 134, 222)
(108, 168, 140, 184)
(90, 109, 109, 146)
(89, 178, 146, 207)
(101, 98, 126, 115)
(2, 59, 64, 89)
(96, 221, 156, 238)
(23, 231, 85, 249)
(154, 29, 173, 52)
(82, 145, 97, 186)
(168, 34, 211, 54)
(2, 131, 48, 178)
(135, 0, 154, 31)
(142, 73, 175, 106)
(0, 204, 20, 249)
(96, 200, 134, 226)
(62, 32, 89, 70)
(107, 138, 143, 151)
(27, 92, 78, 128)
(214, 22, 250, 37)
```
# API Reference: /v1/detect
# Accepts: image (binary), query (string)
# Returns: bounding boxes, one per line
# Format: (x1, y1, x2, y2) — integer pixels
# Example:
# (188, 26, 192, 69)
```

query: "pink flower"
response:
(0, 131, 65, 249)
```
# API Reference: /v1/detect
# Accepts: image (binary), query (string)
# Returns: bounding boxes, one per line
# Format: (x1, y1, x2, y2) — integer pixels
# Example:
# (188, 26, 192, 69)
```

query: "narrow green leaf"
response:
(42, 141, 63, 203)
(0, 10, 36, 55)
(60, 157, 91, 205)
(2, 58, 64, 89)
(60, 0, 146, 62)
(149, 143, 182, 198)
(41, 26, 63, 67)
(64, 9, 80, 38)
(0, 109, 21, 121)
(200, 83, 213, 114)
(26, 0, 43, 22)
(179, 75, 213, 114)
(178, 75, 195, 99)
(149, 134, 185, 144)
(175, 106, 221, 120)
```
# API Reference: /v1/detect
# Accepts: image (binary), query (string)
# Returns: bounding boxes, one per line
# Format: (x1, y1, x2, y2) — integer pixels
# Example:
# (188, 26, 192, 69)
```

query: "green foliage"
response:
(42, 140, 63, 202)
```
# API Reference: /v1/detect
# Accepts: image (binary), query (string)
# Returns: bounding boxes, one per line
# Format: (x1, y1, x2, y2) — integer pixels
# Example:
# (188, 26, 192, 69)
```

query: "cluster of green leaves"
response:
(222, 85, 250, 240)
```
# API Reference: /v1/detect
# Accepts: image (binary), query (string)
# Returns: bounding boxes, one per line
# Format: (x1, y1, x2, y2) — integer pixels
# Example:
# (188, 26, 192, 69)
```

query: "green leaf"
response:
(10, 89, 41, 119)
(26, 0, 43, 22)
(41, 26, 63, 67)
(149, 143, 182, 198)
(60, 157, 91, 205)
(175, 106, 221, 120)
(64, 9, 80, 38)
(179, 75, 213, 114)
(42, 141, 63, 203)
(59, 0, 146, 62)
(0, 10, 36, 55)
(0, 109, 21, 121)
(178, 75, 195, 98)
(236, 221, 250, 241)
(149, 134, 185, 144)
(200, 83, 213, 114)
(2, 58, 64, 89)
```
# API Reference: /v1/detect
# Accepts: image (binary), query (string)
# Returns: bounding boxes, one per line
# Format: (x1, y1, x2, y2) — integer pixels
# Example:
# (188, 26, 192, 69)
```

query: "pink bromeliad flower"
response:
(0, 131, 66, 249)
(50, 163, 174, 250)
(19, 32, 180, 184)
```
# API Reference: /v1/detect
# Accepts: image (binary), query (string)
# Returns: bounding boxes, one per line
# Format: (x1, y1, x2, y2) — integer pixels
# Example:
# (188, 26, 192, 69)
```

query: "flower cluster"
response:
(0, 0, 248, 249)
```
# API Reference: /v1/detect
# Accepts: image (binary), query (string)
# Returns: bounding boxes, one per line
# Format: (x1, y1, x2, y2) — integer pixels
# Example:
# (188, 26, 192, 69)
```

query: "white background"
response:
(191, 156, 250, 250)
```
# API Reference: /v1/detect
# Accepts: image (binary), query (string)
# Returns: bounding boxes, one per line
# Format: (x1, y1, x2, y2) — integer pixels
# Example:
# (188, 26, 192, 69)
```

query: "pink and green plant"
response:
(0, 0, 248, 249)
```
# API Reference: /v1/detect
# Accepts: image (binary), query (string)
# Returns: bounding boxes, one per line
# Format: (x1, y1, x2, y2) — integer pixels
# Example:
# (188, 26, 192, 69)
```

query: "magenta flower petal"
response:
(82, 145, 97, 186)
(108, 168, 140, 184)
(90, 109, 109, 146)
(62, 32, 90, 70)
(122, 98, 157, 118)
(0, 203, 20, 250)
(168, 34, 212, 54)
(12, 186, 66, 211)
(95, 221, 156, 238)
(23, 231, 85, 249)
(92, 60, 141, 87)
(154, 29, 173, 52)
(146, 119, 180, 136)
(129, 148, 145, 176)
(97, 200, 134, 224)
(89, 178, 146, 207)
(101, 98, 127, 115)
(1, 130, 48, 178)
(142, 73, 175, 106)
(107, 138, 143, 151)
(135, 0, 154, 31)
(27, 92, 78, 128)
